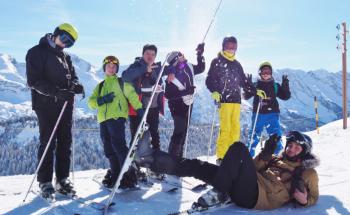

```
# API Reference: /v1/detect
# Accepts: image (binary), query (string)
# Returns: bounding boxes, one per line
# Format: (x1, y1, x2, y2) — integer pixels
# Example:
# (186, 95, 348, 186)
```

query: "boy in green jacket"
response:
(88, 56, 143, 188)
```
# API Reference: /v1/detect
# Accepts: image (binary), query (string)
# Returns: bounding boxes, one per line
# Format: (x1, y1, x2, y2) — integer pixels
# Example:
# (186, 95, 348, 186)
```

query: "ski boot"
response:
(195, 188, 229, 208)
(39, 182, 55, 200)
(102, 169, 116, 189)
(55, 178, 76, 196)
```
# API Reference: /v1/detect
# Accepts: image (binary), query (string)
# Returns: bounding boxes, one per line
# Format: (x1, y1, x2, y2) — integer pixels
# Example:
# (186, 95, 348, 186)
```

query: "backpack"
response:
(98, 77, 124, 96)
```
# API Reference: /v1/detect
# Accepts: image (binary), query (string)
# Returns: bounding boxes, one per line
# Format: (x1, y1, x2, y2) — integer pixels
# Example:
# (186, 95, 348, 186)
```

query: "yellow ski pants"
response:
(216, 103, 241, 159)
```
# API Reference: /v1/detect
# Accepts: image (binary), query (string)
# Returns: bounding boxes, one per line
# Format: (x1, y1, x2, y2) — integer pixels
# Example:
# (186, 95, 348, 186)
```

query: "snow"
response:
(1, 118, 350, 214)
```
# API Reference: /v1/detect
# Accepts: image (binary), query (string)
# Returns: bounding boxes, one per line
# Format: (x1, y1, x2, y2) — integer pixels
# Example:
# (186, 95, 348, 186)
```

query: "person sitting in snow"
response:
(164, 44, 205, 158)
(244, 61, 291, 157)
(138, 131, 319, 210)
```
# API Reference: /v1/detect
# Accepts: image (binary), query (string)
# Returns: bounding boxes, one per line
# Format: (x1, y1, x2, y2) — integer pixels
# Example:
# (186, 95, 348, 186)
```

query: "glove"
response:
(187, 85, 196, 95)
(259, 134, 281, 161)
(291, 175, 306, 194)
(246, 74, 253, 86)
(56, 89, 74, 101)
(282, 75, 289, 88)
(71, 82, 84, 94)
(136, 108, 145, 118)
(196, 43, 205, 56)
(211, 91, 221, 103)
(256, 89, 267, 99)
(97, 92, 115, 106)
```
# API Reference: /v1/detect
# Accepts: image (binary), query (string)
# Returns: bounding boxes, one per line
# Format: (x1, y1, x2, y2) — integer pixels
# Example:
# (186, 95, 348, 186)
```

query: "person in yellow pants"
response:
(206, 36, 255, 164)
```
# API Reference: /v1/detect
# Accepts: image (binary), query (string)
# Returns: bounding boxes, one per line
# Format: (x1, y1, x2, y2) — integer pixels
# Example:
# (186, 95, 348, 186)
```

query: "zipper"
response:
(104, 90, 108, 120)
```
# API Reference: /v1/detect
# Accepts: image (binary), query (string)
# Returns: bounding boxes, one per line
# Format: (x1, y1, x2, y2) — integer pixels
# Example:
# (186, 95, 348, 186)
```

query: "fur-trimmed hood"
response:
(302, 153, 320, 169)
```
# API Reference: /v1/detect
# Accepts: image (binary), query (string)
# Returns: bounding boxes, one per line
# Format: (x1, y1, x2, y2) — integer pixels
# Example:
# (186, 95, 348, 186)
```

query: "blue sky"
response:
(1, 0, 349, 73)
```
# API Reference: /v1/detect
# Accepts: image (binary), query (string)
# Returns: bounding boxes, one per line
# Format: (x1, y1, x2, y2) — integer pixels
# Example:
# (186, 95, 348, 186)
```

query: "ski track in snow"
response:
(1, 119, 350, 215)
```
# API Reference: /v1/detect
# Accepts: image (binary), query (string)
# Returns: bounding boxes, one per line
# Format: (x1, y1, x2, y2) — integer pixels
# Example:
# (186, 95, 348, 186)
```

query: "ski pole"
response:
(103, 53, 171, 215)
(201, 0, 224, 43)
(314, 96, 320, 134)
(248, 98, 262, 151)
(206, 102, 218, 161)
(183, 92, 196, 158)
(71, 98, 76, 185)
(21, 101, 68, 205)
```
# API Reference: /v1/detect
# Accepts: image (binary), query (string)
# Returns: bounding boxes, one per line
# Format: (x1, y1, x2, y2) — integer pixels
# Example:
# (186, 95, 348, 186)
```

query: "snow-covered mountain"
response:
(1, 118, 350, 215)
(0, 52, 349, 176)
(1, 52, 348, 126)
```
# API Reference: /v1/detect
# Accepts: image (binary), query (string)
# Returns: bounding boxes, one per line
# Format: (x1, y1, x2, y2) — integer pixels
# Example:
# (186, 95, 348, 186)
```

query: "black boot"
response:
(39, 182, 55, 199)
(102, 169, 116, 189)
(55, 178, 76, 195)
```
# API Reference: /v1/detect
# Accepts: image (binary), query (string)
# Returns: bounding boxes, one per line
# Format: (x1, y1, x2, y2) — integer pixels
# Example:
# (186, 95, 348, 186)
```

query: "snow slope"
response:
(1, 118, 350, 215)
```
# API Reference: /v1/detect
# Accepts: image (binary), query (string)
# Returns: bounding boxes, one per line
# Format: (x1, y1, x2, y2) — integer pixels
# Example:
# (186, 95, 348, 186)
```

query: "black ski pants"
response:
(35, 104, 73, 183)
(100, 118, 128, 179)
(150, 142, 259, 209)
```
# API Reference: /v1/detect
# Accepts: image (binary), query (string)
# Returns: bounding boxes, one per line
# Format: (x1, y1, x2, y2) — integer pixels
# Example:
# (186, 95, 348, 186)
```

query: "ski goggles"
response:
(285, 131, 307, 145)
(59, 32, 75, 48)
(169, 52, 184, 65)
(260, 70, 272, 75)
(103, 56, 119, 65)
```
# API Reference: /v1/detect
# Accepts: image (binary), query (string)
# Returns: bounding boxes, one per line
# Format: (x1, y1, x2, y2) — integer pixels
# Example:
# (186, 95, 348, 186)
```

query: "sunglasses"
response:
(59, 33, 75, 48)
(103, 57, 119, 65)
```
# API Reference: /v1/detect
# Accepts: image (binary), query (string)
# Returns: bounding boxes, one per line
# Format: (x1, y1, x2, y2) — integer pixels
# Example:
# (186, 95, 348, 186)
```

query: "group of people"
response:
(26, 23, 319, 210)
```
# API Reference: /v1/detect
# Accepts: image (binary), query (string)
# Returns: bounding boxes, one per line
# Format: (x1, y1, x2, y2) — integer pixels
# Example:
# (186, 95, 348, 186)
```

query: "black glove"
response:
(196, 43, 205, 56)
(291, 176, 306, 194)
(282, 75, 289, 88)
(259, 134, 281, 161)
(136, 108, 145, 118)
(188, 85, 196, 95)
(56, 89, 74, 101)
(97, 92, 115, 106)
(71, 82, 84, 94)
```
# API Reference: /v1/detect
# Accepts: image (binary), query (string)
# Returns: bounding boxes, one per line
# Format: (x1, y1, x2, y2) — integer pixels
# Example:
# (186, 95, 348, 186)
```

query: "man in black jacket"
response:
(26, 23, 84, 198)
(122, 44, 163, 150)
(164, 43, 205, 158)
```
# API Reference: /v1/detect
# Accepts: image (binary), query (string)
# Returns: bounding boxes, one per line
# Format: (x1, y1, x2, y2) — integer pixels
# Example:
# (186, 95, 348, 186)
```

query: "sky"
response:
(1, 0, 349, 73)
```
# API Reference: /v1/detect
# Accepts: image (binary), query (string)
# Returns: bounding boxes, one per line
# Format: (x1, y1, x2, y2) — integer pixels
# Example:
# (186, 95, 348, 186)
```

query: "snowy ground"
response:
(1, 118, 350, 215)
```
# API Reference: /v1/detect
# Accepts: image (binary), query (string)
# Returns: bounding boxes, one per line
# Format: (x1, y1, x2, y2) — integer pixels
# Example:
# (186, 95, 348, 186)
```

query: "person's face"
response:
(143, 50, 156, 65)
(105, 63, 117, 76)
(285, 142, 303, 158)
(223, 42, 237, 54)
(260, 67, 272, 80)
(55, 36, 66, 48)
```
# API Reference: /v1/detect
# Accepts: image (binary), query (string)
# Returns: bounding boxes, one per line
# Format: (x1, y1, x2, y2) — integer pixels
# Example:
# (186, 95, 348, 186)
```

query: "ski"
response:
(30, 190, 70, 214)
(103, 54, 170, 214)
(92, 172, 178, 194)
(168, 199, 232, 215)
(147, 174, 208, 192)
(55, 191, 105, 211)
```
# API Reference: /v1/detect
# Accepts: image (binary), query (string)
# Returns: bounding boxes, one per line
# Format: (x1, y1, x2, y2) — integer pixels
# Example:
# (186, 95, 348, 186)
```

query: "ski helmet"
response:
(259, 61, 272, 73)
(167, 51, 183, 66)
(54, 23, 79, 41)
(103, 55, 119, 72)
(285, 131, 313, 158)
(222, 36, 237, 50)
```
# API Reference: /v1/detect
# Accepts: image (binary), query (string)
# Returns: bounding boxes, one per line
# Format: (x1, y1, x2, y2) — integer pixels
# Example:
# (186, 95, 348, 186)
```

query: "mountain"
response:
(1, 118, 350, 215)
(0, 52, 349, 176)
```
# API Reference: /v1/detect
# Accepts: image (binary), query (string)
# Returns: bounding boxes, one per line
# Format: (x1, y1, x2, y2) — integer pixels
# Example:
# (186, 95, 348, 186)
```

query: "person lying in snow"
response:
(137, 130, 319, 210)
